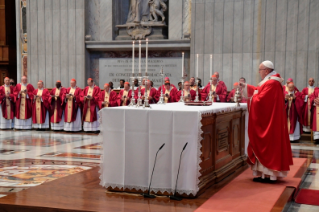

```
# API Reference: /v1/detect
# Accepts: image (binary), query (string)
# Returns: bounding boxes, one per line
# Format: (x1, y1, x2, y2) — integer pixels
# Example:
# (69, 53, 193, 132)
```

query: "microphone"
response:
(143, 143, 165, 198)
(170, 142, 188, 201)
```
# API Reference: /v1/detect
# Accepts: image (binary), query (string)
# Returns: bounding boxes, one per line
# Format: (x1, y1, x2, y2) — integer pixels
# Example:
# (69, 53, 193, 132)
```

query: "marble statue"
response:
(127, 0, 151, 23)
(149, 0, 167, 22)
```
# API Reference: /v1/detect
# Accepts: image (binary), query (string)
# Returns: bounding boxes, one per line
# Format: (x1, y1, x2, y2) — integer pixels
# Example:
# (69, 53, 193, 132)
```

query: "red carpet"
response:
(295, 189, 319, 206)
(195, 158, 307, 212)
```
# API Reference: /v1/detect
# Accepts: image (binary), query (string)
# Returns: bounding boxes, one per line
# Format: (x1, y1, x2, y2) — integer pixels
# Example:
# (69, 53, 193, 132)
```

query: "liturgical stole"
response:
(122, 90, 128, 106)
(164, 88, 171, 103)
(104, 91, 110, 108)
(53, 88, 61, 123)
(36, 89, 43, 124)
(19, 84, 27, 120)
(4, 86, 11, 119)
(85, 87, 94, 122)
(183, 89, 190, 102)
(211, 84, 217, 102)
(307, 87, 314, 126)
(67, 87, 76, 123)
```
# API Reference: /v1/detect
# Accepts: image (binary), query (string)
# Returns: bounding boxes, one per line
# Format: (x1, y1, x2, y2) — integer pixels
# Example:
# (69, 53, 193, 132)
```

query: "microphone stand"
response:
(170, 142, 188, 201)
(143, 143, 165, 198)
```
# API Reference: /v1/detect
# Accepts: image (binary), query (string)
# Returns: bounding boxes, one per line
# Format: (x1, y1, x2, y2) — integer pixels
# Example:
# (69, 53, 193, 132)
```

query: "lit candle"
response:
(139, 40, 141, 74)
(210, 54, 212, 77)
(182, 52, 184, 77)
(196, 54, 199, 79)
(132, 41, 135, 74)
(146, 39, 148, 74)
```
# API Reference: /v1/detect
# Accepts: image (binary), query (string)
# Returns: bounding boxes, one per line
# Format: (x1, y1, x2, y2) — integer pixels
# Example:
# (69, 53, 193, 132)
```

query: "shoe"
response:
(253, 177, 264, 182)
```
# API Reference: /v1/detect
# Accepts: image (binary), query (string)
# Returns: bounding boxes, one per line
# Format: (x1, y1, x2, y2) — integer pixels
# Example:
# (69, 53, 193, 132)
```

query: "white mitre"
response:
(262, 60, 274, 69)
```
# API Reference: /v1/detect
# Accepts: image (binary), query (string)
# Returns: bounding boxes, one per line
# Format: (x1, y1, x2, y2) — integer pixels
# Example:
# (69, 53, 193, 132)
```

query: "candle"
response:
(196, 54, 199, 79)
(132, 41, 135, 74)
(139, 40, 141, 74)
(210, 54, 212, 77)
(182, 52, 184, 77)
(146, 39, 148, 74)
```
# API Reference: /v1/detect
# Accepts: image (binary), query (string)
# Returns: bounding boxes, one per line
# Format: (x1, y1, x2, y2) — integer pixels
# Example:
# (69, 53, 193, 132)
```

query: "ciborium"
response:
(234, 87, 242, 107)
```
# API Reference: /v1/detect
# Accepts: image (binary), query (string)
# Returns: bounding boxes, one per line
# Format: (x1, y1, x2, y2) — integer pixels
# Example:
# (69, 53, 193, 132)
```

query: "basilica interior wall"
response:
(191, 0, 319, 89)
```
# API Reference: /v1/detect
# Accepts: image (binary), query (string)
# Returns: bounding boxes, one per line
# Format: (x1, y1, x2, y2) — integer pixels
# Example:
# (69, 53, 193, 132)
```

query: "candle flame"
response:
(139, 40, 141, 44)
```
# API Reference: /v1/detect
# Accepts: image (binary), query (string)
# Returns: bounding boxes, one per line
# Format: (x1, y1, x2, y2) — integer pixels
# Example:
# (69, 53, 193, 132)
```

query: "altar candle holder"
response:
(128, 76, 136, 107)
(234, 87, 241, 107)
(157, 67, 165, 105)
(208, 79, 213, 102)
(143, 74, 150, 108)
(137, 74, 143, 107)
(194, 79, 200, 102)
(179, 77, 185, 103)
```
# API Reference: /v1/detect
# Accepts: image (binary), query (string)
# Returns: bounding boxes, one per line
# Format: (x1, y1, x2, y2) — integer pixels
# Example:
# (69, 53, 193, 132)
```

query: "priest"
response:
(63, 79, 83, 132)
(99, 83, 118, 108)
(158, 77, 176, 93)
(201, 75, 227, 102)
(82, 78, 101, 133)
(283, 78, 299, 92)
(284, 82, 303, 142)
(162, 81, 178, 103)
(14, 76, 34, 129)
(0, 77, 15, 129)
(301, 78, 316, 133)
(49, 81, 66, 131)
(32, 80, 50, 130)
(136, 80, 159, 104)
(117, 82, 132, 106)
(240, 60, 293, 182)
(176, 81, 196, 102)
(310, 87, 319, 143)
(214, 72, 227, 93)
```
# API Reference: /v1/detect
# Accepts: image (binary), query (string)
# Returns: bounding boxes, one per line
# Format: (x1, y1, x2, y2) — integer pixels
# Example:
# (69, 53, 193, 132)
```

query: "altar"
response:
(99, 103, 248, 197)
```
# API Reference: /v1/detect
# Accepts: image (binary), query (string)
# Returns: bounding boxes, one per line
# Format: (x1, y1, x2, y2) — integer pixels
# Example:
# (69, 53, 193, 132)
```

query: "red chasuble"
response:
(135, 87, 159, 104)
(81, 85, 101, 123)
(301, 87, 316, 127)
(32, 89, 50, 124)
(158, 84, 176, 93)
(245, 73, 293, 172)
(176, 89, 196, 102)
(284, 91, 303, 134)
(117, 89, 132, 106)
(227, 89, 248, 103)
(201, 82, 227, 102)
(162, 87, 178, 103)
(98, 90, 118, 108)
(0, 85, 15, 119)
(62, 87, 83, 123)
(14, 83, 35, 119)
(49, 87, 66, 123)
(310, 88, 319, 132)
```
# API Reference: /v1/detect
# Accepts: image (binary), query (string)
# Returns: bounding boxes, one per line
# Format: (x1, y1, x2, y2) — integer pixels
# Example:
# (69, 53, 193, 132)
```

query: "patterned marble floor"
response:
(286, 140, 319, 212)
(0, 130, 100, 198)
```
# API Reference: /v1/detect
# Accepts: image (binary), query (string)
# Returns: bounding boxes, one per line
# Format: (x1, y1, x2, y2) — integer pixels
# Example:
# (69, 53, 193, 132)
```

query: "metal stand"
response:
(136, 74, 143, 107)
(208, 80, 213, 102)
(194, 79, 199, 102)
(178, 77, 185, 103)
(143, 74, 150, 108)
(157, 67, 165, 105)
(128, 76, 136, 107)
(234, 87, 241, 107)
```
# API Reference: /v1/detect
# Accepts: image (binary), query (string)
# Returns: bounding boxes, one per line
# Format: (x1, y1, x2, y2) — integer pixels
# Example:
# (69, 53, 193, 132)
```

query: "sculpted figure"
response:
(127, 0, 151, 23)
(149, 0, 167, 22)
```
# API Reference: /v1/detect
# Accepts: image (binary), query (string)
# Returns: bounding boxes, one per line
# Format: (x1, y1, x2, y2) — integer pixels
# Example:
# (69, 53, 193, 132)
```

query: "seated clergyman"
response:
(161, 81, 178, 103)
(117, 82, 132, 106)
(99, 83, 118, 108)
(176, 81, 195, 102)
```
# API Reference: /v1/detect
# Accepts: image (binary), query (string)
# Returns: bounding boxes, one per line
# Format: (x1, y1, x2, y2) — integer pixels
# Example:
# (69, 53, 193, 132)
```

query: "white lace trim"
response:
(98, 105, 247, 196)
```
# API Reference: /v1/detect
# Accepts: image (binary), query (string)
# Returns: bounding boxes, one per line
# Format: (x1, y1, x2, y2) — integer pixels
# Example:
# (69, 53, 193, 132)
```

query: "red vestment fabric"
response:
(176, 89, 196, 101)
(62, 87, 83, 123)
(81, 86, 101, 122)
(117, 90, 132, 106)
(158, 84, 176, 93)
(227, 89, 248, 103)
(49, 87, 66, 123)
(201, 82, 227, 102)
(283, 85, 299, 93)
(161, 87, 178, 103)
(310, 88, 319, 131)
(246, 74, 293, 172)
(98, 90, 118, 108)
(32, 89, 50, 124)
(284, 91, 303, 134)
(135, 87, 159, 104)
(0, 85, 15, 119)
(13, 83, 35, 119)
(301, 87, 315, 127)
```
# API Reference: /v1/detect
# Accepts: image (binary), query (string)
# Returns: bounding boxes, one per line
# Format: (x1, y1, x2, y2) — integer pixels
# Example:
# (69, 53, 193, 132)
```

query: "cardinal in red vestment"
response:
(32, 81, 50, 130)
(161, 81, 178, 103)
(309, 88, 319, 144)
(63, 79, 83, 132)
(283, 78, 299, 93)
(189, 77, 201, 100)
(82, 78, 101, 132)
(240, 60, 293, 182)
(117, 82, 132, 106)
(0, 77, 15, 129)
(49, 81, 66, 130)
(14, 76, 35, 129)
(135, 80, 159, 104)
(201, 75, 227, 102)
(176, 81, 196, 102)
(301, 78, 316, 133)
(158, 77, 176, 93)
(99, 83, 118, 108)
(227, 82, 248, 103)
(284, 82, 303, 142)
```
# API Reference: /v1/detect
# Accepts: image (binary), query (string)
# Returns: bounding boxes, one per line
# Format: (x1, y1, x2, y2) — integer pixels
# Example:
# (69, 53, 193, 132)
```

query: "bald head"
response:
(214, 72, 220, 79)
(309, 78, 315, 86)
(21, 76, 27, 84)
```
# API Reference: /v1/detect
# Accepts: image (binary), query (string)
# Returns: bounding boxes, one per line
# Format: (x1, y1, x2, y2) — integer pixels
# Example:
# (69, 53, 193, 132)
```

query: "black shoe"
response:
(253, 177, 264, 182)
(94, 130, 100, 134)
(315, 139, 319, 145)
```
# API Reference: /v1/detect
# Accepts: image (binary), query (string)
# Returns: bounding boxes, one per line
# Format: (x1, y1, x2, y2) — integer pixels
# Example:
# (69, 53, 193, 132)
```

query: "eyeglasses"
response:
(259, 69, 266, 71)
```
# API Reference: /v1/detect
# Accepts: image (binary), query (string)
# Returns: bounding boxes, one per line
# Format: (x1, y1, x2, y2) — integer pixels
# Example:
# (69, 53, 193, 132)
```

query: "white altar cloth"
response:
(99, 102, 248, 196)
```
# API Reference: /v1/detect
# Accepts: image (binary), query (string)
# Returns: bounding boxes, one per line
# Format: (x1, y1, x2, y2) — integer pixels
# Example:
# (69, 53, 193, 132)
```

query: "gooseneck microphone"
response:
(170, 142, 188, 201)
(143, 143, 165, 198)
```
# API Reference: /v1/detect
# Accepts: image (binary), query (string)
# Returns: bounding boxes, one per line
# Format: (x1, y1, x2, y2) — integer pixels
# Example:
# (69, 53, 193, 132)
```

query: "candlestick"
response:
(146, 39, 148, 74)
(128, 77, 136, 107)
(210, 54, 212, 77)
(196, 54, 199, 79)
(132, 41, 135, 75)
(139, 40, 141, 74)
(182, 52, 184, 77)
